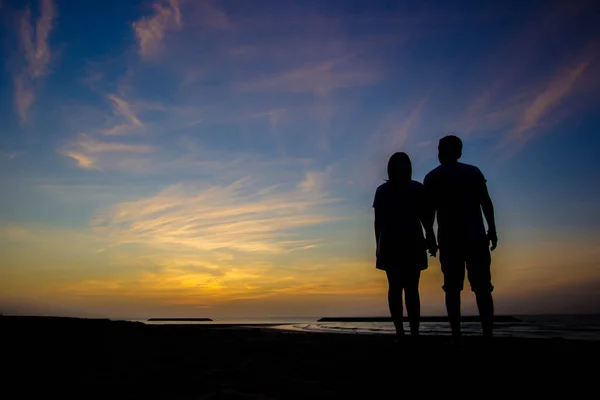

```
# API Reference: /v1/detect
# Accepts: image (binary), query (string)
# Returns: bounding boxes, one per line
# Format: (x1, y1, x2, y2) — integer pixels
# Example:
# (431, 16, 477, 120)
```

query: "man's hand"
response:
(426, 232, 438, 257)
(487, 231, 498, 251)
(428, 246, 438, 257)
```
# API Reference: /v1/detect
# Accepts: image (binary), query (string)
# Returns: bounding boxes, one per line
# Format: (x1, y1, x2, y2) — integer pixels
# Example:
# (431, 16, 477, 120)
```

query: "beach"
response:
(2, 316, 598, 398)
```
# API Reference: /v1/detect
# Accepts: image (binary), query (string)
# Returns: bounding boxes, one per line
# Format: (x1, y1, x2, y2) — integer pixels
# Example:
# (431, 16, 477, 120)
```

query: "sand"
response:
(2, 316, 598, 398)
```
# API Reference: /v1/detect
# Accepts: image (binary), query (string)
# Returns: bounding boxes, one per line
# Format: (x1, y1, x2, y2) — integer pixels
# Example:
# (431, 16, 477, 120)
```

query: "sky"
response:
(0, 0, 599, 319)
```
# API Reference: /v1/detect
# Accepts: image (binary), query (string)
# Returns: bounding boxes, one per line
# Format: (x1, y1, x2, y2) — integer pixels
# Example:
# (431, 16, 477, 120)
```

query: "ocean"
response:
(140, 314, 600, 340)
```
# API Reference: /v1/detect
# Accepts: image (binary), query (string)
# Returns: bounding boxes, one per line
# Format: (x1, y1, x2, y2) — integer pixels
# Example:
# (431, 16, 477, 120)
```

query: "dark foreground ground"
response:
(2, 316, 599, 399)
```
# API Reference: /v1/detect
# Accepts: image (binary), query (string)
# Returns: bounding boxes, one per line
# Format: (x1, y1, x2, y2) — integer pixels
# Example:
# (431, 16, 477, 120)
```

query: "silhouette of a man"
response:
(423, 135, 498, 340)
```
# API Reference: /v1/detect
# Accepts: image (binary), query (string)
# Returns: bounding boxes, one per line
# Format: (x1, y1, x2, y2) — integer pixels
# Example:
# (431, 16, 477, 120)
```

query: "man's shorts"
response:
(440, 245, 493, 293)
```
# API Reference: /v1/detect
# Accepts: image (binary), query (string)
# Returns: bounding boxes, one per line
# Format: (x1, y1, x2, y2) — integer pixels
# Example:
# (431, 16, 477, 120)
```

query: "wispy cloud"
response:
(60, 151, 95, 169)
(252, 108, 287, 131)
(14, 76, 36, 124)
(0, 151, 22, 161)
(378, 97, 428, 150)
(236, 57, 382, 95)
(187, 0, 231, 30)
(357, 97, 429, 185)
(132, 0, 182, 59)
(298, 166, 333, 193)
(19, 0, 55, 79)
(59, 135, 154, 169)
(13, 0, 56, 123)
(106, 94, 143, 126)
(101, 94, 145, 135)
(92, 170, 344, 255)
(451, 5, 599, 155)
(499, 59, 592, 152)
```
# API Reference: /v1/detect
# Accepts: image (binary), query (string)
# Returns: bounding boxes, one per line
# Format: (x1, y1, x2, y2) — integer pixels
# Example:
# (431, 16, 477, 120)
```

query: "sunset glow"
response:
(1, 0, 599, 318)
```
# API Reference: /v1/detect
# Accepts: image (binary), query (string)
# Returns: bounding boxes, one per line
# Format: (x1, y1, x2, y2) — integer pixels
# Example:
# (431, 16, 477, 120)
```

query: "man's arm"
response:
(480, 181, 498, 251)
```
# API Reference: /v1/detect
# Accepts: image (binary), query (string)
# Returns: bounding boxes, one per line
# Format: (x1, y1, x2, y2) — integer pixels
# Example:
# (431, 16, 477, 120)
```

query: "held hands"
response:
(487, 230, 498, 251)
(428, 246, 438, 258)
(426, 232, 438, 257)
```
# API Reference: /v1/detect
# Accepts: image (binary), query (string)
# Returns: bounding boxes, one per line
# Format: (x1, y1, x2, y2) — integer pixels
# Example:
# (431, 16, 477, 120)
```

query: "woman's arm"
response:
(373, 188, 381, 245)
(374, 208, 381, 245)
(419, 183, 437, 256)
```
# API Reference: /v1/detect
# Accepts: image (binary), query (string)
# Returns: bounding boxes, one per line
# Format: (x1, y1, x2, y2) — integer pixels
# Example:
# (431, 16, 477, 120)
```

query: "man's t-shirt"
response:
(423, 162, 487, 249)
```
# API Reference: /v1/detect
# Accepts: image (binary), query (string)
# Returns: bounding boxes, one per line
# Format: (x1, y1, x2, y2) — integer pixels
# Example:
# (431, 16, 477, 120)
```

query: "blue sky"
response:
(0, 0, 599, 318)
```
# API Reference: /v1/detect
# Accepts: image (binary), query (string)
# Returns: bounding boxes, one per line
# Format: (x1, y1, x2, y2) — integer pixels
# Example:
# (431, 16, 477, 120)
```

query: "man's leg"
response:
(441, 255, 465, 341)
(445, 291, 461, 339)
(404, 270, 421, 336)
(467, 247, 494, 338)
(386, 270, 405, 337)
(475, 291, 494, 338)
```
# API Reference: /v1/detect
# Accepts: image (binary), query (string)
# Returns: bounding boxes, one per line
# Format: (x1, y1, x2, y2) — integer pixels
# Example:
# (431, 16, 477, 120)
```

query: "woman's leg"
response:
(386, 270, 405, 337)
(404, 270, 421, 336)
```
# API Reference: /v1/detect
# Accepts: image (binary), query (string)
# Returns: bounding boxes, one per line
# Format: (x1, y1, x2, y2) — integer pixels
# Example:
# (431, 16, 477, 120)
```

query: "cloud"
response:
(298, 167, 333, 193)
(59, 135, 154, 169)
(132, 0, 182, 59)
(101, 94, 145, 135)
(19, 0, 55, 79)
(106, 94, 143, 126)
(357, 97, 428, 185)
(415, 141, 433, 148)
(500, 59, 591, 151)
(453, 47, 597, 159)
(1, 224, 30, 240)
(252, 108, 287, 131)
(188, 0, 231, 30)
(236, 57, 382, 95)
(14, 75, 36, 124)
(455, 89, 524, 140)
(0, 151, 22, 161)
(13, 0, 56, 123)
(379, 98, 428, 150)
(61, 151, 95, 169)
(92, 170, 344, 255)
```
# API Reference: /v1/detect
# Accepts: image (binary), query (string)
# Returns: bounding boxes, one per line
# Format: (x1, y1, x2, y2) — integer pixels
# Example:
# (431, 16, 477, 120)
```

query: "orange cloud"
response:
(59, 135, 154, 169)
(61, 150, 95, 169)
(92, 171, 344, 254)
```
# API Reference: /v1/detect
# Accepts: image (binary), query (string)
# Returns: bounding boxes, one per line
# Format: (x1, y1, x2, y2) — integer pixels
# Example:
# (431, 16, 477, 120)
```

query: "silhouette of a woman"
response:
(373, 152, 436, 338)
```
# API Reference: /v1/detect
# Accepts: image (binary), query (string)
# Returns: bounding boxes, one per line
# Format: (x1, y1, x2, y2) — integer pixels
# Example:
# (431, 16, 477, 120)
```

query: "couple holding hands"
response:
(373, 135, 498, 341)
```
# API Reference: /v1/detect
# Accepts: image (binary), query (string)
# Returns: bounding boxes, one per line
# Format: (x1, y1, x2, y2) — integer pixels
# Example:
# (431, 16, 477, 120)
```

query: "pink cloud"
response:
(132, 0, 231, 60)
(133, 0, 182, 59)
(498, 57, 593, 154)
(187, 0, 231, 30)
(13, 0, 56, 123)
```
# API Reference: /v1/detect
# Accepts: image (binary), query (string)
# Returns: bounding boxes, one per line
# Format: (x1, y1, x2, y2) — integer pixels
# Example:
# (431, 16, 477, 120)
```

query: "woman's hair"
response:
(387, 152, 412, 182)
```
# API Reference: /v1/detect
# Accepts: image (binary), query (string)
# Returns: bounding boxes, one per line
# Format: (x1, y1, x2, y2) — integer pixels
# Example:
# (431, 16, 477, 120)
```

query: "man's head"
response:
(438, 135, 462, 164)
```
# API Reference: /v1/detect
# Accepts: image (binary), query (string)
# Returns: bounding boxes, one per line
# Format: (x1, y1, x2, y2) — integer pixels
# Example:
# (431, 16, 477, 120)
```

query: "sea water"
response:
(139, 314, 600, 340)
